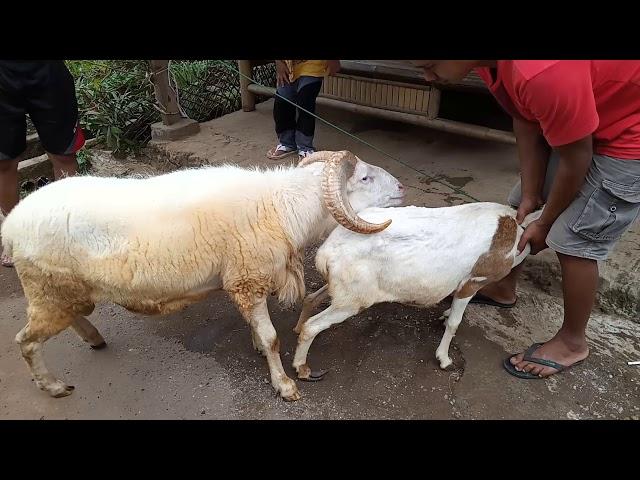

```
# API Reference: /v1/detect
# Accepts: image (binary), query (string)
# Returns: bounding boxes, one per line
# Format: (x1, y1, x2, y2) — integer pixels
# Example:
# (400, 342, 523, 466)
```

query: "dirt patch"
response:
(85, 150, 161, 178)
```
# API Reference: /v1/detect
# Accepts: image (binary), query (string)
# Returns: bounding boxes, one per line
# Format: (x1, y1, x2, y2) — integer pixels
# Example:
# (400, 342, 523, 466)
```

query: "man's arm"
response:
(513, 117, 551, 223)
(514, 61, 598, 253)
(539, 135, 593, 227)
(518, 135, 593, 253)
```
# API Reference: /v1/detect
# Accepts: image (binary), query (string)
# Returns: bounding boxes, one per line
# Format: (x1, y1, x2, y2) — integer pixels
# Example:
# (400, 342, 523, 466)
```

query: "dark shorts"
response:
(508, 152, 640, 261)
(0, 61, 84, 161)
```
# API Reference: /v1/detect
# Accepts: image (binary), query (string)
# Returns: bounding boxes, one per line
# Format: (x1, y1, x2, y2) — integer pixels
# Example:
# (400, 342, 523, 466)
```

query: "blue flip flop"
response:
(503, 342, 583, 379)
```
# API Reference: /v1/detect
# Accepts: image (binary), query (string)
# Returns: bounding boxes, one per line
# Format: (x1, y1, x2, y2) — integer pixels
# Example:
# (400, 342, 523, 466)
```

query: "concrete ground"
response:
(1, 100, 639, 419)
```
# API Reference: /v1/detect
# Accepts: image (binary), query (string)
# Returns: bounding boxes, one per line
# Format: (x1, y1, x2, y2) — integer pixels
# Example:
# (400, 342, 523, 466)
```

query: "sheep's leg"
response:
(15, 305, 76, 398)
(241, 299, 300, 401)
(71, 316, 106, 350)
(251, 328, 265, 356)
(435, 293, 474, 369)
(293, 304, 359, 381)
(294, 284, 329, 334)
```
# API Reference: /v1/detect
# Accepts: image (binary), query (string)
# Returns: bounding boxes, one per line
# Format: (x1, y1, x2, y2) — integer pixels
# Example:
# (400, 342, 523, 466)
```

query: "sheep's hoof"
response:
(52, 385, 75, 398)
(90, 341, 107, 350)
(438, 358, 454, 370)
(297, 364, 329, 382)
(279, 383, 302, 402)
(282, 391, 302, 402)
(42, 380, 75, 398)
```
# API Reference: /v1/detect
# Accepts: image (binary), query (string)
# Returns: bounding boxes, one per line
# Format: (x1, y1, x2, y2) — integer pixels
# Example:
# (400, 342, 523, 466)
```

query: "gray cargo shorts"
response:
(508, 152, 640, 261)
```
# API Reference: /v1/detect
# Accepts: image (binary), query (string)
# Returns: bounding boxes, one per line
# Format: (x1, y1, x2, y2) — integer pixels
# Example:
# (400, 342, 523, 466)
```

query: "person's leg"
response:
(0, 158, 20, 266)
(268, 81, 297, 159)
(48, 152, 78, 179)
(294, 77, 323, 156)
(26, 61, 83, 181)
(508, 253, 595, 376)
(506, 153, 640, 377)
(0, 64, 28, 267)
(0, 158, 20, 217)
(477, 151, 560, 304)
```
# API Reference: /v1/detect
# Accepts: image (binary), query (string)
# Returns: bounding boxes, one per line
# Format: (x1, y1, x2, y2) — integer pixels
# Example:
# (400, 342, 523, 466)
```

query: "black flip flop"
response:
(503, 342, 584, 379)
(444, 293, 516, 309)
(470, 293, 516, 308)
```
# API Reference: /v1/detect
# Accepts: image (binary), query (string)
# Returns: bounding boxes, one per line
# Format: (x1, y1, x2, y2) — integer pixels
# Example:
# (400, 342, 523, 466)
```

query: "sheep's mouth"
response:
(387, 198, 405, 208)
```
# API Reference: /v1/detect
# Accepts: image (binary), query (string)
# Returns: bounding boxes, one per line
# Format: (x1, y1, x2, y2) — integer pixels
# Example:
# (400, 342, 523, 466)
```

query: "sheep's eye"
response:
(361, 176, 369, 182)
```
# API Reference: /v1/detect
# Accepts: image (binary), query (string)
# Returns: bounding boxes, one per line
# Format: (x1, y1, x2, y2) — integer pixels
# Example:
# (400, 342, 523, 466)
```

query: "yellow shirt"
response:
(285, 60, 328, 82)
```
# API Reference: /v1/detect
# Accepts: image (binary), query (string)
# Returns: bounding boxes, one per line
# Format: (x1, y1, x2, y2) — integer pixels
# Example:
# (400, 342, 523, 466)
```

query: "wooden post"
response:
(426, 87, 441, 119)
(238, 60, 256, 112)
(150, 60, 181, 125)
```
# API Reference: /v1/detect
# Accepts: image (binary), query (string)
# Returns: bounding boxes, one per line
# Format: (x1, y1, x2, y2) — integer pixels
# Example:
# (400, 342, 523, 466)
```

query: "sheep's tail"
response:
(511, 208, 542, 268)
(315, 248, 330, 281)
(512, 239, 530, 268)
(521, 208, 543, 228)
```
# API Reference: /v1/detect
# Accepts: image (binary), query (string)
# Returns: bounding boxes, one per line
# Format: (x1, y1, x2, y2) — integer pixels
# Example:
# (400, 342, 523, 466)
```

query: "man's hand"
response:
(276, 60, 290, 87)
(327, 60, 341, 76)
(516, 195, 544, 224)
(518, 219, 551, 255)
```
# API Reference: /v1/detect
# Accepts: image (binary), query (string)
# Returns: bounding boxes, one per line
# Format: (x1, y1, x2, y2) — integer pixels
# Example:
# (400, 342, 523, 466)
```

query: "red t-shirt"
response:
(476, 60, 640, 159)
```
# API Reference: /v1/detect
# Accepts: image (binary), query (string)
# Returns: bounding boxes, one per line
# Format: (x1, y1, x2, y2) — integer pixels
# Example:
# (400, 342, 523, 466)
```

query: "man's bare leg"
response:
(1, 152, 78, 267)
(0, 158, 20, 267)
(477, 263, 524, 305)
(48, 152, 78, 180)
(508, 253, 594, 376)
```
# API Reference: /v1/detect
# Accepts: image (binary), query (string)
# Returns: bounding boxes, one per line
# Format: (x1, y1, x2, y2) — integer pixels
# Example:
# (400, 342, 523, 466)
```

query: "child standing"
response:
(267, 60, 340, 161)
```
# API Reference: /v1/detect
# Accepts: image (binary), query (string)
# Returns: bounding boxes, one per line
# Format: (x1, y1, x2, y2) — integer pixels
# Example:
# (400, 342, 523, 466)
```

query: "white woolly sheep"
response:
(1, 150, 404, 401)
(292, 202, 540, 380)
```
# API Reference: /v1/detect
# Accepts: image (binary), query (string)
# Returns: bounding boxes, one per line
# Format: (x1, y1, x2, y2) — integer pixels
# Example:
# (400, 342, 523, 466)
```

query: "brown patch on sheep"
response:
(296, 364, 311, 379)
(13, 260, 96, 357)
(15, 259, 95, 317)
(216, 197, 306, 309)
(270, 338, 280, 353)
(119, 288, 215, 316)
(454, 215, 517, 299)
(227, 272, 272, 313)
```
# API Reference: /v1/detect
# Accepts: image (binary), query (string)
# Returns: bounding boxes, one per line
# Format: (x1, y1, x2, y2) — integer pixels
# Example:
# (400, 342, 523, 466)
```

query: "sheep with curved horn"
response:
(2, 150, 404, 401)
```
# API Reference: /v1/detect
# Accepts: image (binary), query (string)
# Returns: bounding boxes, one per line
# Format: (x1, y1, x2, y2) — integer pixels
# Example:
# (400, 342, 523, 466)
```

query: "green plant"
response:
(67, 60, 158, 155)
(169, 60, 215, 88)
(65, 60, 276, 155)
(76, 148, 91, 174)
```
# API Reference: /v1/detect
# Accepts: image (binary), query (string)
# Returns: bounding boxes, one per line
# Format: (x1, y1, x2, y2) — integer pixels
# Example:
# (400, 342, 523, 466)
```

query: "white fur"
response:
(294, 202, 534, 375)
(2, 157, 404, 401)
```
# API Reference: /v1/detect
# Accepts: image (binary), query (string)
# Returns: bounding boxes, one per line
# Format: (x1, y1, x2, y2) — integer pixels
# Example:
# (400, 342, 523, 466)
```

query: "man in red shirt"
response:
(412, 60, 640, 379)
